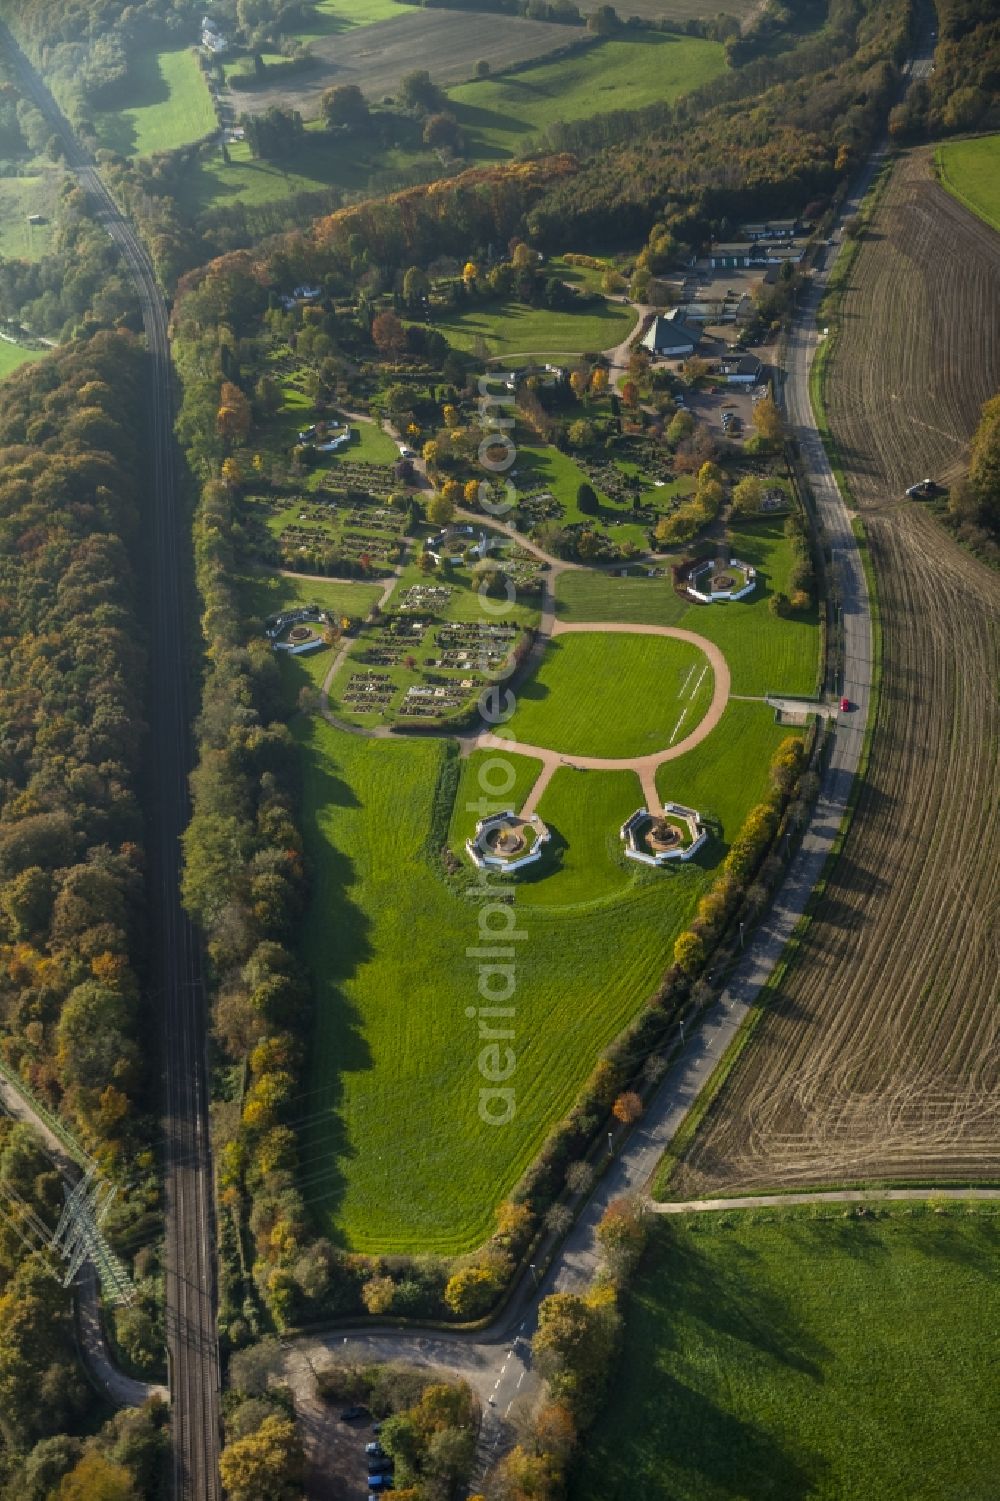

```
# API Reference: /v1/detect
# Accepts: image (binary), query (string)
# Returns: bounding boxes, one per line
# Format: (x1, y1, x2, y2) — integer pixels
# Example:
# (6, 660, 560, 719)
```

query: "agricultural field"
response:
(447, 32, 726, 159)
(573, 1207, 1000, 1501)
(288, 0, 410, 40)
(228, 9, 576, 120)
(669, 153, 1000, 1199)
(508, 631, 715, 757)
(93, 48, 217, 157)
(825, 149, 1000, 497)
(421, 298, 636, 358)
(177, 132, 429, 215)
(936, 133, 1000, 234)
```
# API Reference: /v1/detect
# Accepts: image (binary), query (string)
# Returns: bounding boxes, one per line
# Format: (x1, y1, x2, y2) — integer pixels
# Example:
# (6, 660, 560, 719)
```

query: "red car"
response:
(839, 696, 851, 712)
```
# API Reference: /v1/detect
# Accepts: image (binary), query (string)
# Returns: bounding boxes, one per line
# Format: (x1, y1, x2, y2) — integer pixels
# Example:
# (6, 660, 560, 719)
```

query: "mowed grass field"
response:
(657, 700, 802, 846)
(936, 133, 1000, 233)
(0, 340, 47, 379)
(421, 299, 635, 358)
(296, 722, 713, 1251)
(94, 48, 216, 157)
(572, 1208, 1000, 1501)
(508, 631, 715, 757)
(448, 32, 726, 159)
(555, 518, 821, 697)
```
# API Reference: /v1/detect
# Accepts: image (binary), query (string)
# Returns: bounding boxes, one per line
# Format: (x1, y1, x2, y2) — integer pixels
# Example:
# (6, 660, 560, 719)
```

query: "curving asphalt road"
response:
(0, 26, 222, 1500)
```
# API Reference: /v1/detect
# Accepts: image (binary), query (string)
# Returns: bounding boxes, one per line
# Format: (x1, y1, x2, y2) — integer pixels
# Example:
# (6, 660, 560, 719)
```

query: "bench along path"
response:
(481, 621, 730, 818)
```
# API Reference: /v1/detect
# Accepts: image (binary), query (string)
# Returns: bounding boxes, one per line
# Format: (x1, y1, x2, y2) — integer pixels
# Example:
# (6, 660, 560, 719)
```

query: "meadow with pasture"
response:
(573, 1207, 1000, 1501)
(448, 31, 726, 159)
(93, 47, 216, 157)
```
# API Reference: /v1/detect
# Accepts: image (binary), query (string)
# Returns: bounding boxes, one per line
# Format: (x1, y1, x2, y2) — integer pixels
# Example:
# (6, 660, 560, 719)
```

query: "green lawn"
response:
(0, 340, 47, 379)
(516, 441, 697, 544)
(94, 48, 216, 157)
(508, 631, 714, 758)
(296, 722, 715, 1252)
(657, 701, 801, 845)
(530, 766, 644, 906)
(936, 134, 1000, 233)
(240, 571, 382, 625)
(238, 573, 383, 705)
(573, 1207, 1000, 1501)
(447, 32, 726, 159)
(261, 383, 400, 470)
(447, 748, 546, 849)
(0, 173, 64, 262)
(419, 299, 636, 358)
(555, 518, 821, 697)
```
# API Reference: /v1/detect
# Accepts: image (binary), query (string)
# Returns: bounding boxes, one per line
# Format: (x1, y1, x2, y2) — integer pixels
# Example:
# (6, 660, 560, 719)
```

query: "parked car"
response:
(840, 697, 851, 712)
(366, 1442, 385, 1458)
(368, 1474, 394, 1492)
(368, 1456, 394, 1474)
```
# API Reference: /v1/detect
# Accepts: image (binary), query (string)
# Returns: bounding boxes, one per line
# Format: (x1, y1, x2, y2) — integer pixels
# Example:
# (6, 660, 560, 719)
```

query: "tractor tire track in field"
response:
(672, 150, 1000, 1196)
(826, 149, 1000, 498)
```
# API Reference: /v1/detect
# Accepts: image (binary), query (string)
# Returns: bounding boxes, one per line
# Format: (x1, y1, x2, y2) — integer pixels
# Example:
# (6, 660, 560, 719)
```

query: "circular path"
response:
(475, 621, 730, 817)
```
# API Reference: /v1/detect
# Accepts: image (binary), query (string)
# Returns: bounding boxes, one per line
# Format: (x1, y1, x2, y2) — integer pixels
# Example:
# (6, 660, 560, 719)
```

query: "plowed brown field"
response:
(672, 151, 1000, 1195)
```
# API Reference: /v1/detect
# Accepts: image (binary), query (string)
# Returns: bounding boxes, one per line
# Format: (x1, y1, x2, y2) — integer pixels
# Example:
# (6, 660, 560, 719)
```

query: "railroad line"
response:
(0, 26, 222, 1500)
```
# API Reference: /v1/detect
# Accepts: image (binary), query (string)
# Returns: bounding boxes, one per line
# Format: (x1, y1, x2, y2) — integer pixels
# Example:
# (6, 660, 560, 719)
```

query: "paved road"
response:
(0, 26, 222, 1500)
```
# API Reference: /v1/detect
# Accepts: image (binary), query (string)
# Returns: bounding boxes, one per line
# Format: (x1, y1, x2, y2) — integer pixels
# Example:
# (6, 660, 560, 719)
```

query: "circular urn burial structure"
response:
(684, 556, 756, 603)
(466, 810, 552, 873)
(620, 802, 707, 867)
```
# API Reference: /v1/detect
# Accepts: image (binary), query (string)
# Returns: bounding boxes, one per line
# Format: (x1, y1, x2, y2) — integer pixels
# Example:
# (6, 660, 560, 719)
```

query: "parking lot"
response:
(297, 1399, 389, 1501)
(682, 381, 763, 443)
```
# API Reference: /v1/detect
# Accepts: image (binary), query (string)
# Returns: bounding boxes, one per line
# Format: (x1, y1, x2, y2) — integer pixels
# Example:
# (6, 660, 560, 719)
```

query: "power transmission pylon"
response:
(50, 1165, 134, 1306)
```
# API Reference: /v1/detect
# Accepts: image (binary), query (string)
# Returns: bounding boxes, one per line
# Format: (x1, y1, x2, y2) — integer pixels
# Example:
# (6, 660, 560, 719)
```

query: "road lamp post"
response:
(607, 1131, 613, 1157)
(739, 921, 744, 949)
(528, 1263, 538, 1288)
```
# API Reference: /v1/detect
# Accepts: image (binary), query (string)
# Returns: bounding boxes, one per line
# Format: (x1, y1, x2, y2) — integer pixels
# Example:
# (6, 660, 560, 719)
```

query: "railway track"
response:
(0, 26, 222, 1500)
